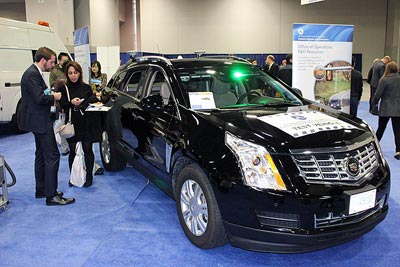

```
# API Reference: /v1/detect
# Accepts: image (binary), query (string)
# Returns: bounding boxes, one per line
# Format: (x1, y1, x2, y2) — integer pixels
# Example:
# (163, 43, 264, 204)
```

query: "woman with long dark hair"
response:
(58, 61, 102, 187)
(90, 60, 107, 94)
(372, 61, 400, 159)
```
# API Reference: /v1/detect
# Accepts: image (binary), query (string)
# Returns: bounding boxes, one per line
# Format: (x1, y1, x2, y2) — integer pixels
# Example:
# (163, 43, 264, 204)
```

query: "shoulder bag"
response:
(56, 85, 75, 138)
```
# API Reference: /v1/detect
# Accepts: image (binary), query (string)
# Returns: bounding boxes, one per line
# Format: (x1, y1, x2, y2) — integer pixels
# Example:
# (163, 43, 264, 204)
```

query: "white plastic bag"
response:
(70, 142, 86, 187)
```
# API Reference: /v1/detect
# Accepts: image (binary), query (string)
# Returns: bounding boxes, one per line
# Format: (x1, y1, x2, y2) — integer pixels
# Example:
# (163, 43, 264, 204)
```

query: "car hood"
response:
(195, 103, 371, 153)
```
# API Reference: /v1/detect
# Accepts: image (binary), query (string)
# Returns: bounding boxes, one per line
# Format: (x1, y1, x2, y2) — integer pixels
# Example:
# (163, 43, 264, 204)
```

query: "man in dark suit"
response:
(369, 56, 391, 112)
(19, 47, 75, 206)
(278, 54, 293, 87)
(262, 55, 279, 76)
(350, 56, 363, 116)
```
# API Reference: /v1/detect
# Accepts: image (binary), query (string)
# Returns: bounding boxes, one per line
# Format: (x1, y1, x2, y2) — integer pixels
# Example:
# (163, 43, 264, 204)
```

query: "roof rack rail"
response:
(135, 56, 173, 66)
(201, 55, 251, 64)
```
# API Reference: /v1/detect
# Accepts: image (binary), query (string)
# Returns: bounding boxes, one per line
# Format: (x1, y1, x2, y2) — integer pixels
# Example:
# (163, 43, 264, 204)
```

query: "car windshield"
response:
(176, 62, 303, 110)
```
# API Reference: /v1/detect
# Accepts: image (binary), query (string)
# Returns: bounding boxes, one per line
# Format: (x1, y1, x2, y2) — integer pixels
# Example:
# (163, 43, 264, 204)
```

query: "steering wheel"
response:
(236, 90, 262, 104)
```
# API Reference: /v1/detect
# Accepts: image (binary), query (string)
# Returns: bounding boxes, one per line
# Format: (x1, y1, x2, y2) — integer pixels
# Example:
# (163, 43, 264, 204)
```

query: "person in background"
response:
(251, 59, 258, 66)
(59, 61, 103, 187)
(349, 56, 363, 116)
(90, 60, 107, 96)
(371, 61, 400, 160)
(280, 59, 287, 68)
(369, 56, 391, 113)
(262, 55, 279, 76)
(19, 47, 75, 206)
(278, 53, 293, 87)
(366, 58, 381, 85)
(49, 52, 69, 88)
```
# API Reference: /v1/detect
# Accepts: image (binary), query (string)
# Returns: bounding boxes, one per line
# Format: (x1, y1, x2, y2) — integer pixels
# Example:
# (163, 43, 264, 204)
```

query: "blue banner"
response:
(73, 26, 89, 46)
(292, 23, 354, 114)
(293, 24, 353, 42)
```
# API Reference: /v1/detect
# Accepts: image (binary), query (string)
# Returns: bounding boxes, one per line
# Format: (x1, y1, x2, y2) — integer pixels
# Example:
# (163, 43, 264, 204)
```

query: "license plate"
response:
(348, 189, 376, 215)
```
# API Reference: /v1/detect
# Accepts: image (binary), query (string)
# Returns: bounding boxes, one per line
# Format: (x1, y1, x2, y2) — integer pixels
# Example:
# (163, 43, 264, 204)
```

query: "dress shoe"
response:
(83, 178, 93, 187)
(35, 191, 63, 199)
(394, 152, 400, 160)
(94, 167, 104, 175)
(46, 195, 75, 206)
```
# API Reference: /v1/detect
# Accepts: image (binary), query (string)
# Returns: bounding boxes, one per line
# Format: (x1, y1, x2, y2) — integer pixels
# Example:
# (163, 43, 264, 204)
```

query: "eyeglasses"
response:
(68, 71, 79, 75)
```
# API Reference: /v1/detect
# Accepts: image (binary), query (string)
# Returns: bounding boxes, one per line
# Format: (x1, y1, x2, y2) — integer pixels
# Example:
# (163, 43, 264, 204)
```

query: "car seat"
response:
(160, 82, 171, 105)
(210, 79, 237, 107)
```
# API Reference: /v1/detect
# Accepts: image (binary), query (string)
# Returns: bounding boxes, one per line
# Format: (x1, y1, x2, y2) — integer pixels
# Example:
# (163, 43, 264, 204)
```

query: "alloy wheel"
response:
(180, 179, 209, 236)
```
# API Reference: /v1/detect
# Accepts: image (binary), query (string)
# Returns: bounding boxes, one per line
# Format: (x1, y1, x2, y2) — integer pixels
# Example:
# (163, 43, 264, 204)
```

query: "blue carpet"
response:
(0, 101, 399, 267)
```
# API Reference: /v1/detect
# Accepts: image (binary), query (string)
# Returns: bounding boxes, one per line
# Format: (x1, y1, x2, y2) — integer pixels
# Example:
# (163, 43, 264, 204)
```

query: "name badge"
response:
(50, 106, 57, 113)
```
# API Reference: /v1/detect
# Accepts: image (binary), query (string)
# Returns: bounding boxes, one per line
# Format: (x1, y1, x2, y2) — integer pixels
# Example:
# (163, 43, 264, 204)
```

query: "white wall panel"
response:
(25, 0, 74, 47)
(140, 0, 388, 76)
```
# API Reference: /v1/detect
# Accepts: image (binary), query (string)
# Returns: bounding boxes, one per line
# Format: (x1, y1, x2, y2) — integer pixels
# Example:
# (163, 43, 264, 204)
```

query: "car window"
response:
(123, 70, 147, 97)
(110, 71, 127, 90)
(175, 63, 302, 110)
(147, 70, 173, 107)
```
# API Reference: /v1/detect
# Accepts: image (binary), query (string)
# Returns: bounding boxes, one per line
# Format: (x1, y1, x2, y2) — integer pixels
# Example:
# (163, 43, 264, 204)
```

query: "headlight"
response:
(362, 121, 384, 159)
(225, 132, 286, 191)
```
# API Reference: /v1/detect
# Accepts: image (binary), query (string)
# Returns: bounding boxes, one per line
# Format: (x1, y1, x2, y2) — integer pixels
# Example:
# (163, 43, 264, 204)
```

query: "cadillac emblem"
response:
(346, 157, 360, 177)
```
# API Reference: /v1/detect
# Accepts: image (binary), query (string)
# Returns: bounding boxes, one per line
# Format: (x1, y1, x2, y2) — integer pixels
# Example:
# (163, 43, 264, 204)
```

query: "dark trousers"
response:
(369, 86, 377, 112)
(33, 122, 60, 197)
(376, 116, 400, 152)
(349, 97, 359, 117)
(68, 141, 94, 181)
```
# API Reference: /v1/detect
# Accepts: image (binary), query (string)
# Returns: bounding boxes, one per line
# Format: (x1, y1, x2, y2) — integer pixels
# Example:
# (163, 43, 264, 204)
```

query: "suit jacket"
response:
(278, 64, 293, 87)
(372, 73, 400, 117)
(370, 61, 385, 89)
(268, 63, 280, 77)
(19, 64, 55, 134)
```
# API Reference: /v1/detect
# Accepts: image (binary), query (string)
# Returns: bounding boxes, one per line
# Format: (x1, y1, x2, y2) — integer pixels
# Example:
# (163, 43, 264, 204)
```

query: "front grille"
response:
(292, 143, 379, 184)
(255, 210, 300, 229)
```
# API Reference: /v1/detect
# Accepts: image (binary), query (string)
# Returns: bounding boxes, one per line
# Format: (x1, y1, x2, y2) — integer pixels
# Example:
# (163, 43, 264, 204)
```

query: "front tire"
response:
(99, 131, 126, 171)
(176, 164, 227, 249)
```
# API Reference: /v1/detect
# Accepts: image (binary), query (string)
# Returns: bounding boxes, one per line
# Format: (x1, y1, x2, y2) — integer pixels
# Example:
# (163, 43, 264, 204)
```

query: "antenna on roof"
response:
(194, 50, 206, 58)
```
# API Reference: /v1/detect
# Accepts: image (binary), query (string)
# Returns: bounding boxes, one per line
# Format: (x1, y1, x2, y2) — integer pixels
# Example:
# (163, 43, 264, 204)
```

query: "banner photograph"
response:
(292, 23, 354, 114)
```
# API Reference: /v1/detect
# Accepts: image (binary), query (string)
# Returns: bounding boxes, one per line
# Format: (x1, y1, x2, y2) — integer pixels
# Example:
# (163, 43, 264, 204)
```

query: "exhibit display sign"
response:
(292, 23, 353, 113)
(73, 26, 90, 84)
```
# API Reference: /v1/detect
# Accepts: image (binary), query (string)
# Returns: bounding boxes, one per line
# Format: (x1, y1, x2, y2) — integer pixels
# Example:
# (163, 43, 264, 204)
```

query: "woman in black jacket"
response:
(58, 61, 103, 187)
(372, 61, 400, 159)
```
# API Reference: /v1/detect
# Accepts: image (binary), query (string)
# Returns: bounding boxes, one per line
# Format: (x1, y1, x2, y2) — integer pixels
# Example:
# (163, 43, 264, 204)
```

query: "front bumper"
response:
(216, 161, 390, 253)
(225, 205, 387, 253)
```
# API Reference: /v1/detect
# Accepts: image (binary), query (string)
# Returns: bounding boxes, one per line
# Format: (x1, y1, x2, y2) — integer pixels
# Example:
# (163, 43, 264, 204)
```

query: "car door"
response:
(109, 66, 149, 156)
(136, 66, 182, 176)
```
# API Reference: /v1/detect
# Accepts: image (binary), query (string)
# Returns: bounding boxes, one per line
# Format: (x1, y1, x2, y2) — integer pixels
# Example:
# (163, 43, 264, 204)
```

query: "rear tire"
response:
(99, 131, 126, 171)
(175, 164, 227, 249)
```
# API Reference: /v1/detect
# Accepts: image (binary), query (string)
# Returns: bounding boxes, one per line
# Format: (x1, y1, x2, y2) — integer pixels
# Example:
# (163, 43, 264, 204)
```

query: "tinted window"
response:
(147, 70, 173, 107)
(124, 70, 146, 97)
(175, 63, 302, 109)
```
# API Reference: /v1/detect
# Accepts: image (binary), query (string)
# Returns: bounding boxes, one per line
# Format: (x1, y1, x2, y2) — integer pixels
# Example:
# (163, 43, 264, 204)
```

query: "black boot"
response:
(83, 176, 93, 187)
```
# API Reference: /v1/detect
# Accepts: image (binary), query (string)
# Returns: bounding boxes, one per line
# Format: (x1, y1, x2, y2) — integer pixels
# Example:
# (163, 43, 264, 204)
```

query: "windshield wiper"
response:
(263, 102, 302, 107)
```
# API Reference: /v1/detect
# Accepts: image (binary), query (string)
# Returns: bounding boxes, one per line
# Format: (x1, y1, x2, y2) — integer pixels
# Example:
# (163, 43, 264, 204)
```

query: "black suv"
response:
(100, 56, 390, 253)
